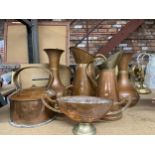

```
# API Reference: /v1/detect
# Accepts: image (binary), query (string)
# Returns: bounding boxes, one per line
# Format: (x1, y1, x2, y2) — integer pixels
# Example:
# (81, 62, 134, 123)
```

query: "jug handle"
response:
(41, 93, 62, 113)
(86, 54, 107, 87)
(105, 96, 132, 116)
(86, 61, 98, 88)
(13, 66, 54, 90)
(95, 53, 107, 60)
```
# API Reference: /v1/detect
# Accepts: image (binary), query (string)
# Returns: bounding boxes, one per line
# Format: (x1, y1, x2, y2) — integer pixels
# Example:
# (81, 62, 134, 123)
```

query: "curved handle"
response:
(41, 94, 62, 113)
(106, 96, 132, 116)
(13, 66, 54, 90)
(64, 84, 73, 96)
(86, 61, 98, 88)
(86, 54, 107, 87)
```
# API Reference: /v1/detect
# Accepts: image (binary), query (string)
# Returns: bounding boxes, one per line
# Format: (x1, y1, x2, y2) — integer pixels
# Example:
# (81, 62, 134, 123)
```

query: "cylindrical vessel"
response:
(9, 66, 56, 127)
(118, 53, 139, 107)
(44, 48, 65, 97)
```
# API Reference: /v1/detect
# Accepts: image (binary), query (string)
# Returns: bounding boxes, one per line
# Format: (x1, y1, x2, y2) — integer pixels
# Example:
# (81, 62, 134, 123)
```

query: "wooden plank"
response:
(97, 19, 144, 55)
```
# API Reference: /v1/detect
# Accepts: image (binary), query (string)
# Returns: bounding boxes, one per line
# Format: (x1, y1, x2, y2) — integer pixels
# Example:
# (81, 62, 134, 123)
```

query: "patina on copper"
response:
(9, 66, 56, 127)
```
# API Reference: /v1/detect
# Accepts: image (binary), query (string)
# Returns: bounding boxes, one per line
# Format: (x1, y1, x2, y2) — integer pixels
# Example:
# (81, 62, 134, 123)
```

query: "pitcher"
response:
(68, 47, 97, 96)
(86, 52, 131, 121)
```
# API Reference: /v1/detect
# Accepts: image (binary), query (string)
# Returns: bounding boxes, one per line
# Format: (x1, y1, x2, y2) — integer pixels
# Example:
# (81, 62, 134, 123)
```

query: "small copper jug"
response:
(118, 52, 140, 107)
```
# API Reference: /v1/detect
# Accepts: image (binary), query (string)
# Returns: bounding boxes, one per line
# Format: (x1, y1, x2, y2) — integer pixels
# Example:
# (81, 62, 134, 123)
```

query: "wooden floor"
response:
(0, 92, 155, 135)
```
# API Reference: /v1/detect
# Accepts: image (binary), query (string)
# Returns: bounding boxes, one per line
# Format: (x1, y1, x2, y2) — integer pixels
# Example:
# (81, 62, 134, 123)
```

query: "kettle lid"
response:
(10, 87, 55, 101)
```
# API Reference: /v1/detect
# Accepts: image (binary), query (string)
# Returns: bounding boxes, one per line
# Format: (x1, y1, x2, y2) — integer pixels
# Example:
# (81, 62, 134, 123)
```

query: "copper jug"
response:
(9, 66, 56, 127)
(44, 48, 66, 97)
(68, 47, 96, 96)
(118, 52, 140, 107)
(86, 52, 131, 121)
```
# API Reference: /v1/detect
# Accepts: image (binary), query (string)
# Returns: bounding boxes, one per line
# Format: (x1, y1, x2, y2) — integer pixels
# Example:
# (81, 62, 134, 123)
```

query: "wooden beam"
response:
(97, 19, 144, 55)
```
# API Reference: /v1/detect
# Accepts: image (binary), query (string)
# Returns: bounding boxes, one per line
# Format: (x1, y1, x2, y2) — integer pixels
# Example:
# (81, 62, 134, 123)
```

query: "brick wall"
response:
(1, 19, 155, 65)
(70, 19, 155, 64)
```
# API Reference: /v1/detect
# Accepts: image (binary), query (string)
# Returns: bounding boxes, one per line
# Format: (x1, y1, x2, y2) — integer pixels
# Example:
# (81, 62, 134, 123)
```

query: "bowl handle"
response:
(41, 93, 62, 113)
(106, 96, 131, 116)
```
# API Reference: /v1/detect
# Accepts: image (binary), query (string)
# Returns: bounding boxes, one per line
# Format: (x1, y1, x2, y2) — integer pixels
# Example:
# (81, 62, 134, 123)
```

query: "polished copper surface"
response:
(44, 48, 66, 97)
(117, 52, 139, 107)
(57, 96, 113, 123)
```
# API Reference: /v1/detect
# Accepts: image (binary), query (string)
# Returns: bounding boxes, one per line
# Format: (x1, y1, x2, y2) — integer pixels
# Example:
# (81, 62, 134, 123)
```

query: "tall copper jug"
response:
(44, 48, 65, 97)
(118, 52, 140, 107)
(86, 52, 131, 121)
(69, 47, 96, 96)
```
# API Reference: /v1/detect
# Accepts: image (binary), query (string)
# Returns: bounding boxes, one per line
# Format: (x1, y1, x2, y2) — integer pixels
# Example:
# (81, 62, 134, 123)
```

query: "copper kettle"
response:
(9, 66, 56, 127)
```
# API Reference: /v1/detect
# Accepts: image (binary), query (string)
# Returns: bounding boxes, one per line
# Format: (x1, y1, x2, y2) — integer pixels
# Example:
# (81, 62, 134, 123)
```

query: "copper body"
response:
(9, 66, 55, 126)
(70, 47, 96, 96)
(44, 48, 65, 97)
(10, 88, 55, 125)
(118, 53, 139, 107)
(57, 96, 113, 123)
(71, 64, 96, 96)
(96, 69, 124, 120)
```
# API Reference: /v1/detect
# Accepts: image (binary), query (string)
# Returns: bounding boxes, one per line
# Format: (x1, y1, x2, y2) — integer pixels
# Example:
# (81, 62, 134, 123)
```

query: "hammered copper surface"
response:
(57, 96, 112, 123)
(118, 53, 139, 107)
(44, 48, 66, 97)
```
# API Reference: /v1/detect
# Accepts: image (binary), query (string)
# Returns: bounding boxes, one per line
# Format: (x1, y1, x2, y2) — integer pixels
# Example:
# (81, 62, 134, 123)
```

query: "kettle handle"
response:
(86, 54, 107, 87)
(105, 96, 131, 116)
(13, 66, 54, 90)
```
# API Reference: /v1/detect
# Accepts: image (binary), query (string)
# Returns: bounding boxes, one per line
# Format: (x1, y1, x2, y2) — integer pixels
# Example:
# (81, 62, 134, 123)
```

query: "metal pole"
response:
(26, 19, 40, 63)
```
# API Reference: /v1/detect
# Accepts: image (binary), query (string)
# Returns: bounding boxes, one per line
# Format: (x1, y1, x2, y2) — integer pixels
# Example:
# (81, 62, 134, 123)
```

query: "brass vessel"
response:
(118, 53, 140, 107)
(9, 66, 56, 127)
(131, 53, 151, 94)
(44, 48, 66, 97)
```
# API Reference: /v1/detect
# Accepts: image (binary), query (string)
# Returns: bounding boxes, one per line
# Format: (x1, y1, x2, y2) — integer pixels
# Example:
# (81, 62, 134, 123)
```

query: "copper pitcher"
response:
(86, 53, 131, 121)
(9, 66, 56, 127)
(67, 64, 96, 96)
(44, 48, 66, 97)
(118, 52, 140, 107)
(68, 47, 96, 96)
